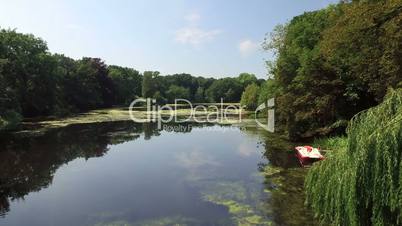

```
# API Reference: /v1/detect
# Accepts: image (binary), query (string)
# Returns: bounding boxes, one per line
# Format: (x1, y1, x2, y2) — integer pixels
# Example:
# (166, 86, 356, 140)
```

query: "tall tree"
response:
(0, 28, 57, 116)
(166, 85, 190, 102)
(108, 65, 142, 104)
(194, 87, 205, 103)
(237, 73, 258, 89)
(263, 0, 402, 139)
(263, 7, 344, 138)
(240, 83, 260, 110)
(142, 71, 159, 98)
(206, 78, 243, 102)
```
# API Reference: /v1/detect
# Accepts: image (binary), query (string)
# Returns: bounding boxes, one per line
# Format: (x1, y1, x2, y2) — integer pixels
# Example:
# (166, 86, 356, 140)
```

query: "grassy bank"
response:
(312, 136, 347, 152)
(305, 89, 402, 226)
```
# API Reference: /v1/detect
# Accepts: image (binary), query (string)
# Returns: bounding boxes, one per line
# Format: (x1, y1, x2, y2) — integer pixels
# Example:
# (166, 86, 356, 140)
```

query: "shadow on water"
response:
(0, 121, 316, 225)
(241, 125, 317, 226)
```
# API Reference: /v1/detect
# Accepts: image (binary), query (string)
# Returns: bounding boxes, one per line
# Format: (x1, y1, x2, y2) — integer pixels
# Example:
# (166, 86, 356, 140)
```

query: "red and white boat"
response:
(295, 146, 324, 166)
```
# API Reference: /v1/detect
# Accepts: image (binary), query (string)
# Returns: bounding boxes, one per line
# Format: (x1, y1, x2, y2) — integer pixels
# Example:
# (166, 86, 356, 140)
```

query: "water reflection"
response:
(256, 129, 316, 225)
(0, 122, 315, 225)
(0, 122, 213, 216)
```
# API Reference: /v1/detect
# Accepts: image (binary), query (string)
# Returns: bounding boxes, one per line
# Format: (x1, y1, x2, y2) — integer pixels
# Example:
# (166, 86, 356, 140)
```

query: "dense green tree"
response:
(257, 79, 282, 106)
(0, 59, 21, 130)
(108, 65, 142, 105)
(267, 8, 340, 139)
(197, 77, 215, 90)
(240, 83, 260, 110)
(86, 58, 115, 108)
(256, 78, 266, 86)
(194, 87, 205, 103)
(0, 28, 58, 116)
(166, 85, 190, 102)
(0, 28, 257, 130)
(142, 71, 159, 98)
(264, 5, 356, 137)
(263, 0, 402, 139)
(156, 73, 204, 101)
(320, 0, 402, 104)
(67, 58, 110, 110)
(237, 73, 258, 89)
(167, 74, 197, 94)
(141, 73, 220, 103)
(51, 54, 79, 115)
(205, 78, 243, 102)
(152, 91, 166, 104)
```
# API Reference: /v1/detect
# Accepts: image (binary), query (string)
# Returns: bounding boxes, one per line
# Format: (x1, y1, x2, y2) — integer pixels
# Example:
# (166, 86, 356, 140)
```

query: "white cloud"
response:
(184, 12, 200, 23)
(176, 27, 222, 45)
(175, 12, 222, 46)
(238, 39, 259, 56)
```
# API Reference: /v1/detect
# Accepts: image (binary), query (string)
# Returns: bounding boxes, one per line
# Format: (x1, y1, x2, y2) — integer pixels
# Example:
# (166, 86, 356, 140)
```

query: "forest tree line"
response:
(0, 28, 264, 130)
(252, 0, 402, 140)
(2, 0, 401, 138)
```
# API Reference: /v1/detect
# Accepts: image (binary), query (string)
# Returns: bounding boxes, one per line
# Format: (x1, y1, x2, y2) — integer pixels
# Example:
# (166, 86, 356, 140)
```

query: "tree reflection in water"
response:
(0, 122, 316, 225)
(0, 121, 215, 217)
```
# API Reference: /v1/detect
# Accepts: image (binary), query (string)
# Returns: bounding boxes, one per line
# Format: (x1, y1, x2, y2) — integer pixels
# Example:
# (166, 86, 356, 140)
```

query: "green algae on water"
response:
(200, 180, 272, 226)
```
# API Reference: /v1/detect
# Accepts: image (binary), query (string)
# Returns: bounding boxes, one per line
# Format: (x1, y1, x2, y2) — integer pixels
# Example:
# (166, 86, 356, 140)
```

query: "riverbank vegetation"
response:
(1, 0, 402, 224)
(258, 0, 402, 140)
(256, 0, 402, 225)
(305, 88, 402, 226)
(0, 28, 263, 131)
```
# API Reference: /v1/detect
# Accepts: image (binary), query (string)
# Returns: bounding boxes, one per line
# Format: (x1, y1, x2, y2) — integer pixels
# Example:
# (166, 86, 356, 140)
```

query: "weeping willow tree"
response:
(305, 88, 402, 226)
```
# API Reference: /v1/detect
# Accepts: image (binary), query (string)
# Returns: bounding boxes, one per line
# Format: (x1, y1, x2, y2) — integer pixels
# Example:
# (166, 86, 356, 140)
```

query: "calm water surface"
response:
(0, 122, 315, 226)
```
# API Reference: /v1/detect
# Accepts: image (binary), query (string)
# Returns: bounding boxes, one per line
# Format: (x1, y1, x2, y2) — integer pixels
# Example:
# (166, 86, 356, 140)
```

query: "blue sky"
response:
(0, 0, 338, 78)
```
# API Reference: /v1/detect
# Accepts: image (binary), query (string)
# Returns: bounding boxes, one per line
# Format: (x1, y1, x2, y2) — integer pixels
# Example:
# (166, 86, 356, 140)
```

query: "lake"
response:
(0, 121, 315, 226)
